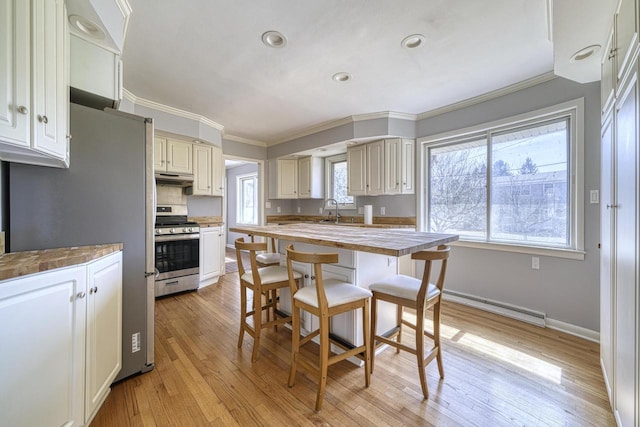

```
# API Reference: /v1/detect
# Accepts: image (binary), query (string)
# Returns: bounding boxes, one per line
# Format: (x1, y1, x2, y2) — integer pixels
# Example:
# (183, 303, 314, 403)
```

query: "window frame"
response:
(324, 153, 356, 209)
(417, 98, 585, 260)
(236, 172, 259, 225)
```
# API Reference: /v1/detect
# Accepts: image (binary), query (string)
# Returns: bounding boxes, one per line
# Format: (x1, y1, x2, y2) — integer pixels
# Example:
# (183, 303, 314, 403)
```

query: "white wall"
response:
(226, 163, 259, 247)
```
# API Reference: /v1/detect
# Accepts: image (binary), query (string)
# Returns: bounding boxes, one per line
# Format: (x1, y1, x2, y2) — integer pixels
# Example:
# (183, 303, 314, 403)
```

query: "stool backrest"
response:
(285, 244, 339, 312)
(411, 245, 451, 297)
(250, 235, 277, 253)
(235, 237, 267, 284)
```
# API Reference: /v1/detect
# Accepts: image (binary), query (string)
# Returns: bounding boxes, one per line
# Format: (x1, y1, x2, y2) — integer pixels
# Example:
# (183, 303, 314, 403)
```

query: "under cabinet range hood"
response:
(154, 172, 194, 186)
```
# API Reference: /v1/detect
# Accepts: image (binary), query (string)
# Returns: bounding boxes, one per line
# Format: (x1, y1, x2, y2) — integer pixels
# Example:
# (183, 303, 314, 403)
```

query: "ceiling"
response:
(120, 0, 608, 147)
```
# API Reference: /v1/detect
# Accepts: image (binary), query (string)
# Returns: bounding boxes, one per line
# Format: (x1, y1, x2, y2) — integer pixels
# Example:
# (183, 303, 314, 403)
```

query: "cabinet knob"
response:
(607, 204, 618, 209)
(38, 115, 48, 124)
(89, 286, 99, 294)
(17, 105, 28, 115)
(608, 48, 617, 60)
(304, 274, 309, 279)
(310, 276, 316, 280)
(76, 291, 86, 299)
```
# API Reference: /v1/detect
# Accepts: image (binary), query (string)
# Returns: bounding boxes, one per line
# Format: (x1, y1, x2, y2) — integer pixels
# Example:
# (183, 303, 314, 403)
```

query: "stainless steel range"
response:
(154, 204, 200, 297)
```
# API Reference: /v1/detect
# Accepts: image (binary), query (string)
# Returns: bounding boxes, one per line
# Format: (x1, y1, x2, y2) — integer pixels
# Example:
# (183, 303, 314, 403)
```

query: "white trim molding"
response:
(224, 134, 268, 147)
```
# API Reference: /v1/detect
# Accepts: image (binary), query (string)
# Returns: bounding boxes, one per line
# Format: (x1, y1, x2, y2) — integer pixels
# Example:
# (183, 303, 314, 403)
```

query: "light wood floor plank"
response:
(91, 264, 616, 426)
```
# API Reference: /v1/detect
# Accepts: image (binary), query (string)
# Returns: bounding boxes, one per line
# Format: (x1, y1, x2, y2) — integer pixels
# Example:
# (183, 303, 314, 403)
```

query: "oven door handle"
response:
(155, 234, 200, 242)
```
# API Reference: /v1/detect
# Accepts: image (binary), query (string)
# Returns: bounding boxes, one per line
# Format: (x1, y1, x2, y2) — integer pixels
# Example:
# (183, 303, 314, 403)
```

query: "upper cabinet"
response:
(269, 157, 323, 199)
(211, 145, 224, 196)
(347, 138, 415, 196)
(191, 143, 224, 196)
(277, 159, 299, 198)
(298, 156, 323, 199)
(0, 0, 69, 168)
(163, 138, 193, 174)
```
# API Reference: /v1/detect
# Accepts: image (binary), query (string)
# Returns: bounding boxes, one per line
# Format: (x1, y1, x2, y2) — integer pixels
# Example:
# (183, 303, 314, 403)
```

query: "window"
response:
(420, 99, 584, 257)
(325, 154, 355, 208)
(237, 173, 258, 225)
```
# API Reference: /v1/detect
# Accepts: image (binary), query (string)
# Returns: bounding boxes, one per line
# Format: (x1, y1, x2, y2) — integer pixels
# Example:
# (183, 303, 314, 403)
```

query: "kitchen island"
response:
(230, 224, 458, 351)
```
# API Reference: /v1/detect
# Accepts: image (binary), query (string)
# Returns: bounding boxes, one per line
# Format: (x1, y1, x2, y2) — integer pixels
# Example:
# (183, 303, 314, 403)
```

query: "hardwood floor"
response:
(91, 271, 615, 426)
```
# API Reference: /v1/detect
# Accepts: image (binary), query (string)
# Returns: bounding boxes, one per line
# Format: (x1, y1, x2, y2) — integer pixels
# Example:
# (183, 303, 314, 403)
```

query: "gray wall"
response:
(416, 77, 601, 332)
(226, 163, 259, 247)
(222, 138, 267, 160)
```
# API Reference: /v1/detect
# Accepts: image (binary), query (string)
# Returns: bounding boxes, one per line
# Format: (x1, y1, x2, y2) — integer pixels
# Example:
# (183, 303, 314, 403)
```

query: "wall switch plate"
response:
(531, 256, 540, 270)
(132, 332, 141, 353)
(265, 201, 271, 209)
(297, 206, 301, 213)
(319, 207, 323, 214)
(380, 206, 386, 215)
(276, 206, 281, 213)
(590, 190, 599, 204)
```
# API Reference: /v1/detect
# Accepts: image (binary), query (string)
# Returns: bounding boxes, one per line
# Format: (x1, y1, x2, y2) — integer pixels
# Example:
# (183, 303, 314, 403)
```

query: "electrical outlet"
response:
(590, 190, 599, 204)
(132, 332, 141, 353)
(380, 206, 386, 215)
(276, 206, 281, 213)
(265, 201, 271, 209)
(297, 206, 301, 213)
(319, 207, 323, 214)
(531, 256, 540, 270)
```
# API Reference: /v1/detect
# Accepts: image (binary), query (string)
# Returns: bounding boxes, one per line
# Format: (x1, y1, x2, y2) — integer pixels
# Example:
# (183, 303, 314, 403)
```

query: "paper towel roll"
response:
(364, 205, 373, 225)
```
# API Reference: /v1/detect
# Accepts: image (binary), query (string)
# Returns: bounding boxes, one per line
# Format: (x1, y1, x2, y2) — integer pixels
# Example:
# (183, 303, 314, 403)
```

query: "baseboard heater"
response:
(442, 289, 546, 327)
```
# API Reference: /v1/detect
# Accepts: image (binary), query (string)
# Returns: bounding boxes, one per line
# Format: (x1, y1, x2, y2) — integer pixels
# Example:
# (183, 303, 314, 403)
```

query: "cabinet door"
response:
(200, 227, 222, 282)
(298, 156, 311, 198)
(367, 140, 385, 195)
(0, 0, 29, 147)
(613, 64, 638, 427)
(615, 0, 638, 83)
(0, 266, 86, 427)
(192, 144, 212, 195)
(166, 138, 193, 174)
(31, 0, 67, 161)
(603, 28, 616, 115)
(154, 137, 167, 171)
(211, 145, 224, 196)
(600, 110, 614, 399)
(347, 144, 367, 196)
(85, 252, 122, 422)
(277, 159, 298, 198)
(384, 138, 401, 194)
(401, 139, 415, 194)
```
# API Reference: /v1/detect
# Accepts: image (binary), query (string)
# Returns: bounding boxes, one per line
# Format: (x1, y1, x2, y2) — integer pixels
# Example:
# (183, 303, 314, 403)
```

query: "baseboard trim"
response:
(545, 318, 599, 343)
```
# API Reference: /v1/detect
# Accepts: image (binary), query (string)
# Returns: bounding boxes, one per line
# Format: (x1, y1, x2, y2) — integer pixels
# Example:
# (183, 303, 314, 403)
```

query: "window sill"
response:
(450, 240, 585, 260)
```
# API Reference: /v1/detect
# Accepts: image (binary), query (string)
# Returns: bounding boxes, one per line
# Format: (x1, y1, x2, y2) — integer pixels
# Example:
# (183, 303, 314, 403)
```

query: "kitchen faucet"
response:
(326, 198, 341, 224)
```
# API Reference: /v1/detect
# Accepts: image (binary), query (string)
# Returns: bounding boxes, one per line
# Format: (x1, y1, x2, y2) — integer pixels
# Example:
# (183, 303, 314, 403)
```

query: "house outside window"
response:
(325, 154, 355, 208)
(237, 172, 258, 225)
(419, 99, 584, 258)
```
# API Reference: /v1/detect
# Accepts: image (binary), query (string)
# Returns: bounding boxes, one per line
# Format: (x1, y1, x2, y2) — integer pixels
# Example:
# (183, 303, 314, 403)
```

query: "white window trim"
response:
(324, 153, 356, 209)
(236, 172, 258, 225)
(416, 98, 585, 259)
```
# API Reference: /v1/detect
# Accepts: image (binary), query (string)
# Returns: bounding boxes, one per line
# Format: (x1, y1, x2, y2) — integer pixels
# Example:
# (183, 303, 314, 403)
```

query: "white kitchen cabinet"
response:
(154, 137, 167, 171)
(69, 33, 121, 105)
(0, 0, 69, 168)
(192, 144, 213, 195)
(347, 144, 367, 196)
(602, 28, 616, 115)
(276, 158, 298, 198)
(200, 226, 223, 287)
(166, 138, 193, 174)
(615, 0, 638, 83)
(384, 138, 415, 195)
(0, 250, 122, 427)
(85, 251, 123, 424)
(211, 145, 224, 196)
(367, 140, 385, 195)
(298, 156, 323, 198)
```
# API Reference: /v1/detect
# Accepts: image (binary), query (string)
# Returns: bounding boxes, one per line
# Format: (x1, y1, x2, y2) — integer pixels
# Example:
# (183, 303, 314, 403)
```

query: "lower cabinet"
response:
(0, 250, 122, 427)
(199, 226, 223, 287)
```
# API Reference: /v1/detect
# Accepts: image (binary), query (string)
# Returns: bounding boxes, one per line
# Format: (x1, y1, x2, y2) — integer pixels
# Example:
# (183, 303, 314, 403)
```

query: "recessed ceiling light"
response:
(401, 34, 425, 49)
(569, 44, 601, 62)
(69, 15, 105, 40)
(262, 31, 287, 48)
(332, 72, 351, 82)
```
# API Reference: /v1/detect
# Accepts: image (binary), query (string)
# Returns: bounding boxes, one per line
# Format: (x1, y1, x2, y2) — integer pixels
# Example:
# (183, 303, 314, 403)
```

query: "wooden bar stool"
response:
(235, 237, 302, 362)
(369, 245, 450, 399)
(285, 244, 372, 412)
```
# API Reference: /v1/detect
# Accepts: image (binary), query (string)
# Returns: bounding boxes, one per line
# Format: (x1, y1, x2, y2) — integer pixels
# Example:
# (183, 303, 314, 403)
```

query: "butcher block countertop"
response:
(0, 243, 123, 282)
(189, 216, 223, 227)
(230, 224, 457, 257)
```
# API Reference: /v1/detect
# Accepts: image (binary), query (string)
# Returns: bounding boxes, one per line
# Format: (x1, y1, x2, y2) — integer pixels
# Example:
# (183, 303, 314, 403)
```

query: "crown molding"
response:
(352, 111, 418, 122)
(224, 134, 268, 147)
(122, 88, 224, 132)
(417, 72, 557, 120)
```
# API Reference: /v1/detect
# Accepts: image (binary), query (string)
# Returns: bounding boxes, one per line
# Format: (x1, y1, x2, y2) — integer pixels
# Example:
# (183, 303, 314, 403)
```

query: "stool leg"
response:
(271, 289, 279, 332)
(315, 313, 330, 412)
(434, 299, 444, 379)
(416, 304, 429, 399)
(362, 299, 371, 387)
(288, 304, 301, 387)
(237, 286, 246, 348)
(370, 294, 378, 374)
(396, 303, 403, 354)
(251, 288, 262, 363)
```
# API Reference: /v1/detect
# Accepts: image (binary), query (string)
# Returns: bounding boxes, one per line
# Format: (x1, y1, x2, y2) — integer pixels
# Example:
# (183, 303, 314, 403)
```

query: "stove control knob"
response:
(186, 227, 192, 233)
(169, 228, 175, 234)
(155, 228, 162, 234)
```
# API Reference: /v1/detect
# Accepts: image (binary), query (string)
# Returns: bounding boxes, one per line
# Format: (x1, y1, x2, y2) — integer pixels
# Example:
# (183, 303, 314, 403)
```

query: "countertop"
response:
(229, 223, 457, 257)
(189, 216, 224, 227)
(0, 243, 123, 282)
(266, 215, 415, 227)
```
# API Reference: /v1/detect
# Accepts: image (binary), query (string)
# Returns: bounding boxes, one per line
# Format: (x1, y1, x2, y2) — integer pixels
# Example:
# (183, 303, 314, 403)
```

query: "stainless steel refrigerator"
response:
(8, 103, 155, 381)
